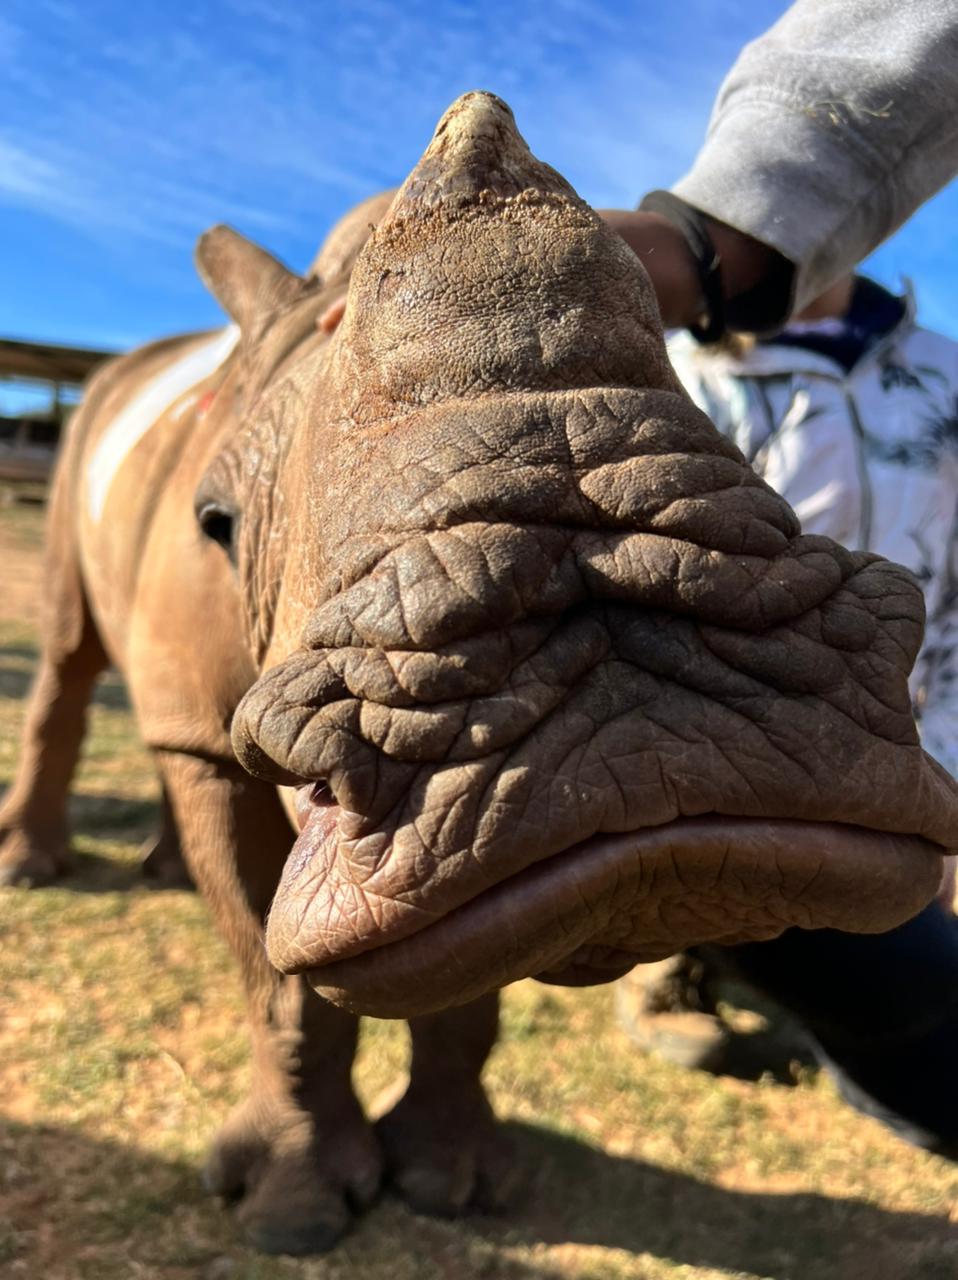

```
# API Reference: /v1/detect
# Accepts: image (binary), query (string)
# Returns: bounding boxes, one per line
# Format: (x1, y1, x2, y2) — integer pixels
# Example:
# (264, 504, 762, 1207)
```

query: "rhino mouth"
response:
(237, 579, 957, 1023)
(271, 789, 943, 1018)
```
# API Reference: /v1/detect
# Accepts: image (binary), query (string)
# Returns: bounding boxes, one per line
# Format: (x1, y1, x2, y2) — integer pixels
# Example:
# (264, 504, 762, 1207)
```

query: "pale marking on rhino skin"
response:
(170, 392, 199, 423)
(86, 324, 240, 522)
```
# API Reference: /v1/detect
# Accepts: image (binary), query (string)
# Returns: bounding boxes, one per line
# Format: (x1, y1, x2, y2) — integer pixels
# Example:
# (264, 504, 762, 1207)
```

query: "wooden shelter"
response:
(0, 337, 116, 488)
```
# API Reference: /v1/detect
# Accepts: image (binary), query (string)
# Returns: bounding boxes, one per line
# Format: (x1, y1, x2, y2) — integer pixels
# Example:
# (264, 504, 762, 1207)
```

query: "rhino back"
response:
(64, 327, 254, 756)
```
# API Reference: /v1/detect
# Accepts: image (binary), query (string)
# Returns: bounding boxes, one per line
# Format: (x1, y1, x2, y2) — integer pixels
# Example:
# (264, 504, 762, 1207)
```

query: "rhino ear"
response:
(195, 225, 305, 331)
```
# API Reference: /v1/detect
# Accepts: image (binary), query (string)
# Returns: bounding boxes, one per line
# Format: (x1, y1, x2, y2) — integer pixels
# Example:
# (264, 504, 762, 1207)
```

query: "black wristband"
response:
(724, 251, 795, 336)
(639, 189, 726, 344)
(639, 190, 796, 340)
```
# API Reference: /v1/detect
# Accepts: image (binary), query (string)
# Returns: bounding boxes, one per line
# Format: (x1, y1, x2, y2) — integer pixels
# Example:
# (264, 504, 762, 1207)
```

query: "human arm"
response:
(597, 210, 781, 331)
(606, 0, 958, 330)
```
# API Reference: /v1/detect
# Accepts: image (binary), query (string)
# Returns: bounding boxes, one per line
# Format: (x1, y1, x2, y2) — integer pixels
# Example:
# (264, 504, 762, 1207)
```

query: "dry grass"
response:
(1, 501, 956, 1280)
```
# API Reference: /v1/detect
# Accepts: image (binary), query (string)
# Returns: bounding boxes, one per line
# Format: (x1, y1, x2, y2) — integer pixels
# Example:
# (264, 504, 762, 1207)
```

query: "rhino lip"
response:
(273, 792, 945, 1018)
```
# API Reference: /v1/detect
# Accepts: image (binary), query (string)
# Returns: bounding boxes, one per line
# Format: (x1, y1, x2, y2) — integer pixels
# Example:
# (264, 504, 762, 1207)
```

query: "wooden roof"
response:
(0, 337, 117, 385)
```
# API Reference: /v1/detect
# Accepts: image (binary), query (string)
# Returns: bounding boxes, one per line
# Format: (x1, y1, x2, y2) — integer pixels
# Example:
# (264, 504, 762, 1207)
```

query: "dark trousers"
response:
(710, 902, 958, 1150)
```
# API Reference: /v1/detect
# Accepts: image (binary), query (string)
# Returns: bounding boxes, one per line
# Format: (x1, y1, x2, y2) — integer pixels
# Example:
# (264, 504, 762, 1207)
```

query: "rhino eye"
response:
(196, 500, 237, 562)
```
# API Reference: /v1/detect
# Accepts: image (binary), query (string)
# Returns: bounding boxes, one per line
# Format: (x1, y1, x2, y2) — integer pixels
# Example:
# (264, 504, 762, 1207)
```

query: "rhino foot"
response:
(0, 821, 69, 888)
(375, 1079, 519, 1217)
(203, 1096, 383, 1255)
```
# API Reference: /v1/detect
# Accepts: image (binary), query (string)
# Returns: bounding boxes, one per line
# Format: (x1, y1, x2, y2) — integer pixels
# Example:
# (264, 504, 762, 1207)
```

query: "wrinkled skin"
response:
(228, 94, 957, 1018)
(0, 179, 510, 1252)
(3, 92, 957, 1255)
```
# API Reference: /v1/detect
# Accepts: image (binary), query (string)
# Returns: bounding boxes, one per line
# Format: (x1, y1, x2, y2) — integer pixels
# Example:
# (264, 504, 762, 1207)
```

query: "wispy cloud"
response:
(0, 0, 743, 255)
(3, 0, 957, 346)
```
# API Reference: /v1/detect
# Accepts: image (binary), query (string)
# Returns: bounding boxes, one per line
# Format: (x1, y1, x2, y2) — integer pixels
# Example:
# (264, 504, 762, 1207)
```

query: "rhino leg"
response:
(156, 750, 382, 1254)
(0, 503, 107, 886)
(376, 992, 518, 1215)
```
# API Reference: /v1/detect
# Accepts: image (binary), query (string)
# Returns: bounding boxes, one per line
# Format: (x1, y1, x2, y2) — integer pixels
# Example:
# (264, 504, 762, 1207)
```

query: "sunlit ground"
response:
(1, 500, 956, 1280)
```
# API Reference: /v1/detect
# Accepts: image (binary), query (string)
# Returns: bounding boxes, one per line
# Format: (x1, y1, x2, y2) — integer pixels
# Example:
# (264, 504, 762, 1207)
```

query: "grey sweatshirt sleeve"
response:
(672, 0, 958, 311)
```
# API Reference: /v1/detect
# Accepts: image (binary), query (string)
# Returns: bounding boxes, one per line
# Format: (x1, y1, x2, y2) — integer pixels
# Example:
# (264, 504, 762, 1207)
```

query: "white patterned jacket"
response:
(668, 300, 958, 780)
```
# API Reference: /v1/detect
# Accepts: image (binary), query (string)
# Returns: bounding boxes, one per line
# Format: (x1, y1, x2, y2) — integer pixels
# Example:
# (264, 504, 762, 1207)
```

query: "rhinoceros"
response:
(2, 92, 956, 1254)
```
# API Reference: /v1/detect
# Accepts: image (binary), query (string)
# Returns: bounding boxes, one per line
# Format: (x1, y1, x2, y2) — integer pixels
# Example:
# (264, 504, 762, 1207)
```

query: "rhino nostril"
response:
(311, 782, 333, 805)
(294, 781, 336, 830)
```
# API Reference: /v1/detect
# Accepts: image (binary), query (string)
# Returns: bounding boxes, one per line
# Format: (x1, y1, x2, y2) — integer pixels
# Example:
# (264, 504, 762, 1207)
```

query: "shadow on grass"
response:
(0, 790, 192, 894)
(60, 848, 146, 893)
(1, 1118, 561, 1280)
(67, 791, 158, 837)
(0, 644, 37, 662)
(0, 657, 131, 710)
(1, 1116, 953, 1280)
(66, 795, 194, 892)
(487, 1120, 956, 1279)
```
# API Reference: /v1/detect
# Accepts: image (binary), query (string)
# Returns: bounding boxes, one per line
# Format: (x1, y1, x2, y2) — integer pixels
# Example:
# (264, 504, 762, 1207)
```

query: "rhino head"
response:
(201, 93, 957, 1018)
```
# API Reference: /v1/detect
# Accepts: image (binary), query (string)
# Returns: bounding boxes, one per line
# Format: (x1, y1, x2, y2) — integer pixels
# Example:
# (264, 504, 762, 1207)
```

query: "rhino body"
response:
(2, 93, 956, 1253)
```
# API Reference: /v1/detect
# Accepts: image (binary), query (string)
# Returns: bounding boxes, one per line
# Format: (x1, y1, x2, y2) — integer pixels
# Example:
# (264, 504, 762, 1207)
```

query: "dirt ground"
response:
(1, 499, 956, 1280)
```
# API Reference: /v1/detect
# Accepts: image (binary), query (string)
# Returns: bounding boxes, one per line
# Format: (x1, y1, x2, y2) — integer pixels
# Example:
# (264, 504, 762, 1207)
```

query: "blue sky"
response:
(4, 0, 958, 353)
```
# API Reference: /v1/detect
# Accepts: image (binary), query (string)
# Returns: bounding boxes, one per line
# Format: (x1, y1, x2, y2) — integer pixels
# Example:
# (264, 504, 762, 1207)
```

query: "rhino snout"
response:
(223, 91, 958, 1015)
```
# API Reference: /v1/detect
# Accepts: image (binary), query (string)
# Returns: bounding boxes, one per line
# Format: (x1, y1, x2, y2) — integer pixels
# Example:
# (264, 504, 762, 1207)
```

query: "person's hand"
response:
(598, 209, 778, 330)
(598, 210, 704, 328)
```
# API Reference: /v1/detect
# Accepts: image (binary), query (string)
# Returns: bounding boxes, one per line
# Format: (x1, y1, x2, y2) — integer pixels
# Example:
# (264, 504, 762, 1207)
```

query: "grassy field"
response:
(0, 499, 956, 1280)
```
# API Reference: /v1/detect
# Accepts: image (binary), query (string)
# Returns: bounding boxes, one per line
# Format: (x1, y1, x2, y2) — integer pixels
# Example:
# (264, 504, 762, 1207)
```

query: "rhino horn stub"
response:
(195, 224, 308, 334)
(385, 90, 578, 216)
(329, 91, 669, 413)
